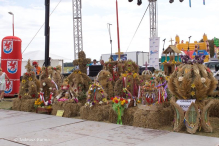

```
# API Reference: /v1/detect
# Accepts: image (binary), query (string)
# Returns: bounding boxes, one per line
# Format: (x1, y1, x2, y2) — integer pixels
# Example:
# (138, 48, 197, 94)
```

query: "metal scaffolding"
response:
(148, 0, 158, 38)
(72, 0, 83, 60)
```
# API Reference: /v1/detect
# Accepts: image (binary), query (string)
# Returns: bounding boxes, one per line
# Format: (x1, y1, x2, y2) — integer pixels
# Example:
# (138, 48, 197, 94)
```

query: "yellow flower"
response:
(162, 60, 167, 64)
(165, 76, 169, 81)
(122, 74, 127, 77)
(102, 98, 107, 102)
(22, 80, 26, 83)
(28, 77, 32, 81)
(133, 73, 138, 79)
(172, 60, 176, 64)
(191, 91, 195, 96)
(46, 106, 52, 109)
(137, 100, 141, 103)
(191, 83, 196, 89)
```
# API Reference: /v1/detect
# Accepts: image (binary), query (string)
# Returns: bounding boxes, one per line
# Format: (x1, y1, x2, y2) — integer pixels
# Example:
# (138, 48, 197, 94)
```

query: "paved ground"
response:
(0, 109, 219, 146)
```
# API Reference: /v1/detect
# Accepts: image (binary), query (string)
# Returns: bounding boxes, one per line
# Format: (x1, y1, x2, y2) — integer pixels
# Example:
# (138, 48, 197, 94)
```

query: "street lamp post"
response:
(163, 38, 166, 51)
(188, 36, 192, 57)
(8, 12, 14, 36)
(107, 23, 113, 61)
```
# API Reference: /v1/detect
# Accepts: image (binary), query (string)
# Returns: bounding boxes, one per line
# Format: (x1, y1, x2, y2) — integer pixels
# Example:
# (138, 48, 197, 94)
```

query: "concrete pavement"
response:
(0, 109, 219, 146)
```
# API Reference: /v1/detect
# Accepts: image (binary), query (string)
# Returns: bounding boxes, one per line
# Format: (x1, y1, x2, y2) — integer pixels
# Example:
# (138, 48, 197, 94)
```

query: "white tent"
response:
(22, 50, 72, 74)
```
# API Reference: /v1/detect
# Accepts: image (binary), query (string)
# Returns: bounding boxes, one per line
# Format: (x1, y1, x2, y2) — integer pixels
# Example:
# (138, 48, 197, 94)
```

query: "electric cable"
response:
(22, 0, 63, 54)
(126, 3, 149, 52)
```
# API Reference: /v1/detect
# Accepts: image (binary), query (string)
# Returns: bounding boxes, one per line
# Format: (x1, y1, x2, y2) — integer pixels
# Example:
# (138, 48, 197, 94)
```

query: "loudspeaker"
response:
(169, 0, 174, 3)
(137, 0, 142, 5)
(215, 64, 219, 71)
(89, 65, 103, 77)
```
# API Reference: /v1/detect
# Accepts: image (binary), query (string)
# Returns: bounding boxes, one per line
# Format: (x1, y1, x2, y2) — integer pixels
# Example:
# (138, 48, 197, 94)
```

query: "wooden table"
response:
(36, 107, 52, 115)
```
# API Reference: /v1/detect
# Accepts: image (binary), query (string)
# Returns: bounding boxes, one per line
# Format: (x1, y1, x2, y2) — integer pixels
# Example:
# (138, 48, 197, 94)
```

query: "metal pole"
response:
(72, 0, 83, 60)
(45, 0, 50, 67)
(12, 14, 14, 36)
(163, 39, 166, 51)
(107, 23, 112, 60)
(188, 36, 191, 50)
(188, 36, 191, 57)
(8, 12, 14, 36)
(116, 0, 121, 60)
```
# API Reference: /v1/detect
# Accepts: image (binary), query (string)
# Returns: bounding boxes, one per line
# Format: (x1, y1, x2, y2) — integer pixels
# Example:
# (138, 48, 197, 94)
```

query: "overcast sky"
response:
(0, 0, 218, 62)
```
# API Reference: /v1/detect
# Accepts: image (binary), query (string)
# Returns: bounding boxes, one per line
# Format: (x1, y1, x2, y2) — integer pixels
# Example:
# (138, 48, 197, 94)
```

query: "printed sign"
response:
(112, 54, 127, 61)
(7, 61, 18, 74)
(3, 40, 13, 54)
(176, 99, 196, 112)
(56, 110, 64, 117)
(5, 81, 13, 94)
(149, 37, 160, 70)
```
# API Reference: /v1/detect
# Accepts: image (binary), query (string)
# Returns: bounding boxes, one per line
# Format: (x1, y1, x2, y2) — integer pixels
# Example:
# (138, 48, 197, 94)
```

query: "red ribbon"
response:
(113, 71, 116, 81)
(122, 77, 125, 97)
(94, 90, 97, 102)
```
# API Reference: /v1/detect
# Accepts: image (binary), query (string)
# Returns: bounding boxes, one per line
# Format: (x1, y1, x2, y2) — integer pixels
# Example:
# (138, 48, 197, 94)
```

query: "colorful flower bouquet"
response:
(122, 88, 137, 107)
(34, 98, 52, 109)
(111, 96, 128, 125)
(85, 81, 108, 107)
(85, 98, 107, 107)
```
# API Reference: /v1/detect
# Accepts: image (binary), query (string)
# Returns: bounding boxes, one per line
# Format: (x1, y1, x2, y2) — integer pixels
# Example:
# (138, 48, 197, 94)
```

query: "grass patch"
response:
(64, 67, 74, 73)
(0, 100, 13, 110)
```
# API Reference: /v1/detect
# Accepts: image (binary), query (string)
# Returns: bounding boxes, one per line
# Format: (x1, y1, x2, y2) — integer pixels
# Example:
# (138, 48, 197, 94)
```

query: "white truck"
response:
(101, 51, 149, 66)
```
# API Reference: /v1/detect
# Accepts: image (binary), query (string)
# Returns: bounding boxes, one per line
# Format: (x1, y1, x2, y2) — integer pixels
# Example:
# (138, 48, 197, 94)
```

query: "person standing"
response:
(32, 61, 41, 75)
(0, 68, 10, 101)
(100, 60, 105, 66)
(91, 59, 100, 65)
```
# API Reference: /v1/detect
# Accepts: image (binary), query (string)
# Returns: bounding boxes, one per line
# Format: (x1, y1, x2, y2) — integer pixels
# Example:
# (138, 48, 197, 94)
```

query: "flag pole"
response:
(116, 0, 121, 60)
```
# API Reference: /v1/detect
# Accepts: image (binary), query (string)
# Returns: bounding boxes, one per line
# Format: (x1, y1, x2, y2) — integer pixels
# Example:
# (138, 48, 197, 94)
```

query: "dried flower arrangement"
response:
(73, 51, 91, 74)
(40, 65, 63, 89)
(85, 81, 108, 107)
(18, 60, 40, 99)
(67, 69, 92, 101)
(168, 55, 218, 134)
(13, 60, 40, 112)
(55, 78, 78, 103)
(97, 70, 114, 99)
(114, 60, 140, 107)
(35, 67, 58, 109)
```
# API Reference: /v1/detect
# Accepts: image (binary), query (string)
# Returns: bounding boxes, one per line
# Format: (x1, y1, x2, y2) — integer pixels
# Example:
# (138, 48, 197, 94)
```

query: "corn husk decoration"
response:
(169, 55, 218, 134)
